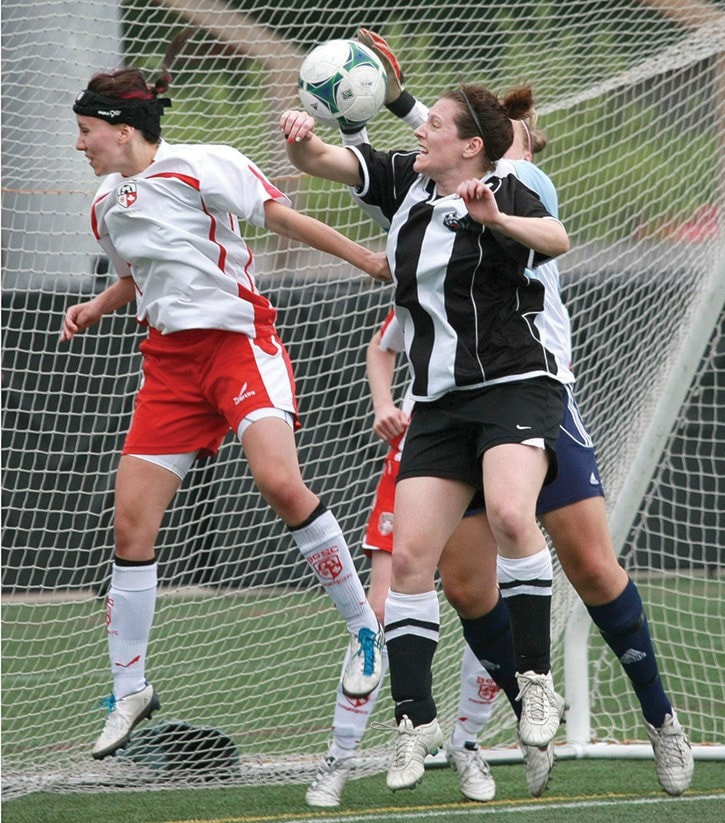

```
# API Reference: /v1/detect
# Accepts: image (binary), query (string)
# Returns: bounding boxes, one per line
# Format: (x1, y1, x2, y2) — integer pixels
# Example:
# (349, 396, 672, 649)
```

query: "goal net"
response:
(2, 0, 723, 797)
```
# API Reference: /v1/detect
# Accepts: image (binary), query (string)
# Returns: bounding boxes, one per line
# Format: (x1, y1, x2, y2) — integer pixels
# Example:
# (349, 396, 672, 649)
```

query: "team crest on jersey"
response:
(116, 182, 137, 208)
(443, 211, 472, 232)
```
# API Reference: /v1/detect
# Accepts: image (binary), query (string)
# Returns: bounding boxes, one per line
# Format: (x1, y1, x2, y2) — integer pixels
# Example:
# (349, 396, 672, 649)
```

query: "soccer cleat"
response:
(91, 683, 160, 759)
(446, 741, 496, 802)
(341, 624, 384, 698)
(644, 712, 694, 795)
(387, 715, 443, 791)
(305, 755, 353, 807)
(516, 670, 565, 747)
(518, 727, 554, 797)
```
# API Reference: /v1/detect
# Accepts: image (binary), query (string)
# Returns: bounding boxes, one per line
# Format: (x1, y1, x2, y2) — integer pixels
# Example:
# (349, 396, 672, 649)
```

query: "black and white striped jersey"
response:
(349, 145, 566, 402)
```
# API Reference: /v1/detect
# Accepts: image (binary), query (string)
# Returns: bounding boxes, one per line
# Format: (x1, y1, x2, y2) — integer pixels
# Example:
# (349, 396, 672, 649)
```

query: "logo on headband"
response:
(116, 182, 137, 208)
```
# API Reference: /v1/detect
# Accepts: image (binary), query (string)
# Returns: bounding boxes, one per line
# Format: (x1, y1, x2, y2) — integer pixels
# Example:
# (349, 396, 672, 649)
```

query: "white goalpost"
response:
(2, 0, 724, 798)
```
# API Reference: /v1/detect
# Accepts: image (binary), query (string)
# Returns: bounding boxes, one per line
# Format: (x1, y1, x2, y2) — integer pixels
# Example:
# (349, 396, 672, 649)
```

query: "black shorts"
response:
(397, 378, 565, 494)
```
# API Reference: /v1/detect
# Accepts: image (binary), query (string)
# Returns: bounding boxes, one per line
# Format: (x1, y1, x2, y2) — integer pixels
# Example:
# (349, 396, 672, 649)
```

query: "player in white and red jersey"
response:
(62, 63, 391, 761)
(306, 309, 499, 808)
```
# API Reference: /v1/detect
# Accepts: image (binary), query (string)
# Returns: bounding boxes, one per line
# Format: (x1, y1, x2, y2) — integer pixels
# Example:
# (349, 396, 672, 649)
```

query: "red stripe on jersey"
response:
(146, 171, 201, 190)
(379, 308, 396, 336)
(198, 196, 226, 271)
(248, 164, 285, 200)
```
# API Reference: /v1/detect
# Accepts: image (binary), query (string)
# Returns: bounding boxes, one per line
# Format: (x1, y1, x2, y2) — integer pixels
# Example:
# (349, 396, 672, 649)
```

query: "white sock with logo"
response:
(450, 644, 499, 748)
(107, 562, 157, 700)
(291, 508, 377, 634)
(328, 645, 389, 760)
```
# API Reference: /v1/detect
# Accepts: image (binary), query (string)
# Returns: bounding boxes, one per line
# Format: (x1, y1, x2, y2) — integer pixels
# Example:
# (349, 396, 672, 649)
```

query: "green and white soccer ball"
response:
(298, 39, 387, 130)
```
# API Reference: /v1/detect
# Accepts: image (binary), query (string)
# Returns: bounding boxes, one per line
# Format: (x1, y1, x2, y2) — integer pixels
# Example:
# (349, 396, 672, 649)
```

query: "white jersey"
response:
(378, 309, 414, 417)
(502, 159, 574, 383)
(89, 140, 290, 336)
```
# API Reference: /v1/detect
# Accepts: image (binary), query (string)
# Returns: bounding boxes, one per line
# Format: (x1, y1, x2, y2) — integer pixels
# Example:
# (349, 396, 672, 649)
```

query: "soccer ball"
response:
(298, 39, 387, 130)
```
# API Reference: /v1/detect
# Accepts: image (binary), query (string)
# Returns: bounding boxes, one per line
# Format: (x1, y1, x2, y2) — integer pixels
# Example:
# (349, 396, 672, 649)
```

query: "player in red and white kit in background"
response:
(63, 54, 390, 761)
(305, 27, 693, 807)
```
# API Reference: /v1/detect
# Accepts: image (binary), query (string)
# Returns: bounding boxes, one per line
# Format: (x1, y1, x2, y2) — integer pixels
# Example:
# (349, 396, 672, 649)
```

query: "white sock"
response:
(328, 646, 389, 760)
(107, 562, 157, 699)
(450, 644, 500, 749)
(497, 548, 553, 598)
(291, 509, 377, 634)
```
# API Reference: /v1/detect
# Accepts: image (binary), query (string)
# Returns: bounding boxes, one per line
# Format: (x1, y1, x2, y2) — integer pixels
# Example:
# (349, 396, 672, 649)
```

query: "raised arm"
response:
(457, 178, 569, 258)
(263, 199, 390, 282)
(280, 110, 364, 188)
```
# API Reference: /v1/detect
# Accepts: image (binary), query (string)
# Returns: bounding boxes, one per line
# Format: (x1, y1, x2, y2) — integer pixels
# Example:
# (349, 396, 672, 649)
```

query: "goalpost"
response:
(2, 0, 723, 797)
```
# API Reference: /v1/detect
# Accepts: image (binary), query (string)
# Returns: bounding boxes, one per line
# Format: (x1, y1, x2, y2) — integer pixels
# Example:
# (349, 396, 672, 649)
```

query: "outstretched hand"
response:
(280, 109, 317, 144)
(356, 28, 405, 105)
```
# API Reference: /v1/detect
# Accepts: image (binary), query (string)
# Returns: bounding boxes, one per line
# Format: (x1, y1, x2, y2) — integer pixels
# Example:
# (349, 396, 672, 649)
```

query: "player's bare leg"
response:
(92, 456, 179, 758)
(242, 417, 383, 697)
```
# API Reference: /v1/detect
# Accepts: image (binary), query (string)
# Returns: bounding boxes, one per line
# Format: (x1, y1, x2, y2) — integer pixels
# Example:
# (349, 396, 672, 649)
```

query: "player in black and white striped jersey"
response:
(281, 80, 569, 791)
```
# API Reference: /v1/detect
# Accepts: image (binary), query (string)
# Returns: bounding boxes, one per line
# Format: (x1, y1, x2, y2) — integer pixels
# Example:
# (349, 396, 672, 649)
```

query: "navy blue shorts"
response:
(466, 385, 604, 516)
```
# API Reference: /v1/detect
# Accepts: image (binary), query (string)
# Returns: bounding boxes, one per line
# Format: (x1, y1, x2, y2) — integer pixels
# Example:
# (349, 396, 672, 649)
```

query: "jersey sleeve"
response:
(199, 145, 290, 228)
(347, 144, 419, 225)
(379, 309, 405, 353)
(488, 174, 561, 269)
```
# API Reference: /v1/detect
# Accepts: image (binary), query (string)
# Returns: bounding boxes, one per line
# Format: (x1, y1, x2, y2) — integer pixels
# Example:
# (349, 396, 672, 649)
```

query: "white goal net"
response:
(2, 0, 724, 798)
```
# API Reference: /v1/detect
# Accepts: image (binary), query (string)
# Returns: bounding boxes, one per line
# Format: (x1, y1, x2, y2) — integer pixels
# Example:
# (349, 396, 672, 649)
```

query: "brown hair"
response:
(443, 84, 513, 170)
(84, 68, 169, 143)
(502, 84, 548, 155)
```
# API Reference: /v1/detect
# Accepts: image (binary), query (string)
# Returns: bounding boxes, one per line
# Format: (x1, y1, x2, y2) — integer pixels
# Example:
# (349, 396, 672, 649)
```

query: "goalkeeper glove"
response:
(356, 28, 417, 118)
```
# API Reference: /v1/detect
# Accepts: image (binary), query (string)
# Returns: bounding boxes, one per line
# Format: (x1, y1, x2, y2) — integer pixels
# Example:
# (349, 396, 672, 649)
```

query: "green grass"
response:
(3, 576, 723, 815)
(2, 760, 724, 823)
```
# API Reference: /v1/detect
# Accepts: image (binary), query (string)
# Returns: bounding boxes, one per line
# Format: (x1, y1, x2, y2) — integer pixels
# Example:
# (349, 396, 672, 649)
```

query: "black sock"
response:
(505, 592, 552, 673)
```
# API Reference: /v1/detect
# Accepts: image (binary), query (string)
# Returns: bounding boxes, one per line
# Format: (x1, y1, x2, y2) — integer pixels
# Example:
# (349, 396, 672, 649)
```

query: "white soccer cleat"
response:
(305, 755, 353, 807)
(446, 741, 496, 802)
(516, 670, 565, 747)
(644, 712, 694, 795)
(341, 624, 384, 698)
(386, 715, 443, 791)
(518, 727, 554, 797)
(91, 683, 160, 760)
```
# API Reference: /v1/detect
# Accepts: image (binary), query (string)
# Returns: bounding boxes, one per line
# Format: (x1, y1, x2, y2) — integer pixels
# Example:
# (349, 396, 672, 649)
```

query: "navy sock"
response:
(586, 578, 672, 727)
(460, 596, 521, 719)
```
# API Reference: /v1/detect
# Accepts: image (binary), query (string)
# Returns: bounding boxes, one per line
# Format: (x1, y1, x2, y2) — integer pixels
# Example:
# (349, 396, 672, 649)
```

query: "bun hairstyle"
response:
(501, 83, 548, 156)
(72, 28, 194, 142)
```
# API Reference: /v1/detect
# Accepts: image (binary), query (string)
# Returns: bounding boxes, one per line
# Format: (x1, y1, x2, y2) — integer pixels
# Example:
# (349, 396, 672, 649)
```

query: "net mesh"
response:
(2, 0, 723, 797)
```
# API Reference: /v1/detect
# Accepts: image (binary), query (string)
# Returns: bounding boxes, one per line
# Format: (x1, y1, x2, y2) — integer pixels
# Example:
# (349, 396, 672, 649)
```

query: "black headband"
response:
(73, 89, 171, 139)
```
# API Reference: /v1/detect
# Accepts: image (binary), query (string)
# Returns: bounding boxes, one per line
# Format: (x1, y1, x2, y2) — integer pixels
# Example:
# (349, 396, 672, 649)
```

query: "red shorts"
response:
(362, 431, 405, 556)
(123, 328, 299, 458)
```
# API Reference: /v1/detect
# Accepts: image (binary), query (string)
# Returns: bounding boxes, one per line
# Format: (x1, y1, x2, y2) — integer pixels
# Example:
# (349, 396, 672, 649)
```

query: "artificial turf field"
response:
(3, 759, 724, 823)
